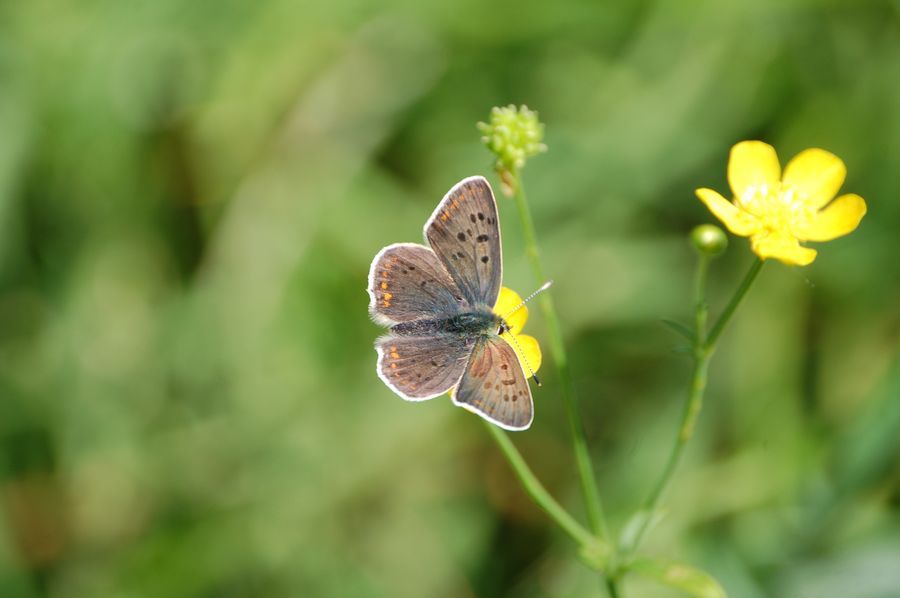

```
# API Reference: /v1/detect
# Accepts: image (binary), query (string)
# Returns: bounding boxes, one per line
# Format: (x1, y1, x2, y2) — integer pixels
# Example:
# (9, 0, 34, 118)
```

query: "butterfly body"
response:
(389, 308, 503, 338)
(368, 176, 536, 430)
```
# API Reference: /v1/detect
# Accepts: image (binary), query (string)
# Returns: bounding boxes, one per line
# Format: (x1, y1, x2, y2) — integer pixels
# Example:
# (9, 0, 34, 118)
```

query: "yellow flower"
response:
(493, 287, 542, 378)
(696, 140, 867, 266)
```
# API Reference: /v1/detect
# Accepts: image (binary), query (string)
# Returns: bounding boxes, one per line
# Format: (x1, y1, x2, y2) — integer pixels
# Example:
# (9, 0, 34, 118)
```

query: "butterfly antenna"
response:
(502, 280, 553, 321)
(498, 321, 542, 387)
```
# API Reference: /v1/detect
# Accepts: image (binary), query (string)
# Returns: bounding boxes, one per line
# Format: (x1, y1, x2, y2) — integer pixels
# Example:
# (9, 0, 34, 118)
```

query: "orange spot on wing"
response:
(390, 363, 397, 369)
(384, 292, 393, 301)
(381, 281, 388, 290)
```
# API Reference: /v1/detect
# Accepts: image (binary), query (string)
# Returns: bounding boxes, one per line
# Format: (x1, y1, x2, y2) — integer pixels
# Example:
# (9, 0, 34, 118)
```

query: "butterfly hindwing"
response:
(425, 177, 502, 308)
(453, 334, 533, 430)
(368, 243, 467, 325)
(376, 334, 473, 401)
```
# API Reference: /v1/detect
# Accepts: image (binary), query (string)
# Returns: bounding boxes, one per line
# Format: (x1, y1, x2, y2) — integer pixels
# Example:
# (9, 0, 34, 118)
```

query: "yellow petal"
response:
(750, 233, 817, 266)
(502, 333, 542, 378)
(782, 148, 846, 209)
(793, 193, 866, 242)
(695, 188, 759, 236)
(493, 286, 527, 334)
(728, 140, 781, 201)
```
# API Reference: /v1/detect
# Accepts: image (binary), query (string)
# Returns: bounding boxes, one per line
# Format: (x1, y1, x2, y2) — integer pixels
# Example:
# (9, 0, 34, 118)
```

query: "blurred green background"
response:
(1, 0, 898, 596)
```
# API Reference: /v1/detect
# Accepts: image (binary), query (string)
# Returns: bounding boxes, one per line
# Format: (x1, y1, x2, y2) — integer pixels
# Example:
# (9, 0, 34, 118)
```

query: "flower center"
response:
(737, 183, 816, 235)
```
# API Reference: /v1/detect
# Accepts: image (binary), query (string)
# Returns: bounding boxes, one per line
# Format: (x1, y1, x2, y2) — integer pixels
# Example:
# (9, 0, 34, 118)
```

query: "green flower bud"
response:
(691, 224, 728, 257)
(477, 105, 547, 192)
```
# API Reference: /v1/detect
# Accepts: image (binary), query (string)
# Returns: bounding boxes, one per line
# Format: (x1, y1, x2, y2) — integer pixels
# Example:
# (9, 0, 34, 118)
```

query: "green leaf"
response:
(627, 557, 727, 598)
(661, 319, 696, 342)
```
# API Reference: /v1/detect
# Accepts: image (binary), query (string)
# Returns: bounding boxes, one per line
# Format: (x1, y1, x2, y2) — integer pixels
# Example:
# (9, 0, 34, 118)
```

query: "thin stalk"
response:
(628, 257, 764, 553)
(509, 169, 609, 541)
(705, 258, 764, 350)
(484, 423, 597, 548)
(605, 577, 621, 598)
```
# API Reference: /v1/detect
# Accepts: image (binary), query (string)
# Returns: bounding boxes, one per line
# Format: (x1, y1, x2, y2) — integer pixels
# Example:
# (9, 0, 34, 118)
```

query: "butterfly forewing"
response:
(376, 334, 472, 401)
(453, 335, 533, 430)
(368, 243, 467, 325)
(425, 177, 502, 308)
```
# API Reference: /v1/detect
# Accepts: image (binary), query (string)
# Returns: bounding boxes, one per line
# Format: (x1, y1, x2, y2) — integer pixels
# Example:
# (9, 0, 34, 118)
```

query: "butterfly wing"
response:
(424, 176, 502, 308)
(376, 334, 473, 401)
(452, 335, 534, 430)
(368, 243, 467, 325)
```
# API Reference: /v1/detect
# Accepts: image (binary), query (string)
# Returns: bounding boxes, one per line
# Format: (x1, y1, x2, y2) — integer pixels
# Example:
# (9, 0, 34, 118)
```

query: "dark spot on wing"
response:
(501, 364, 508, 370)
(477, 212, 485, 221)
(457, 232, 466, 242)
(481, 256, 489, 263)
(467, 229, 472, 236)
(476, 234, 489, 243)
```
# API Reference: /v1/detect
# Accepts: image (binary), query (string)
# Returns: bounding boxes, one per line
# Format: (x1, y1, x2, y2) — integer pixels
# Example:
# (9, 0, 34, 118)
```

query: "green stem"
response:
(509, 169, 609, 542)
(705, 258, 764, 350)
(628, 257, 764, 554)
(484, 423, 597, 549)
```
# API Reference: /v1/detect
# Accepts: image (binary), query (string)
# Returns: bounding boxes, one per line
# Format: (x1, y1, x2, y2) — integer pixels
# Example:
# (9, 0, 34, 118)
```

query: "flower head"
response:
(696, 141, 866, 266)
(478, 105, 547, 194)
(492, 286, 542, 378)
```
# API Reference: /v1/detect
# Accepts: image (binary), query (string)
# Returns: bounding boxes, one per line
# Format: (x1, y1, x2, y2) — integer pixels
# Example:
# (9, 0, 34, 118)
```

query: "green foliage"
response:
(628, 557, 726, 598)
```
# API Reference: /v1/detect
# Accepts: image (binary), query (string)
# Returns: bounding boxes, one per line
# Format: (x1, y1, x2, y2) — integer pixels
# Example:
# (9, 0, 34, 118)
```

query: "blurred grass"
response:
(0, 0, 898, 596)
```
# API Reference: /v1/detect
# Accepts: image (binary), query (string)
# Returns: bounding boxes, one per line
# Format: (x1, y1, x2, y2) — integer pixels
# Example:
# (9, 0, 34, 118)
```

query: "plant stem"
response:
(509, 169, 609, 542)
(629, 257, 764, 553)
(484, 423, 598, 549)
(705, 258, 764, 350)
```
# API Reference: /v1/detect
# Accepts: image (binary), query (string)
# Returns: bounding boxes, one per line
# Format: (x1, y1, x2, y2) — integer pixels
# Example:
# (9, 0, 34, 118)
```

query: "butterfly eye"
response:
(497, 319, 510, 335)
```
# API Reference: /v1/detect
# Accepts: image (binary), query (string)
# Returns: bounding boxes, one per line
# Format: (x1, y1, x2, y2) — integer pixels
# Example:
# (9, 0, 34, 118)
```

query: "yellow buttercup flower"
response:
(493, 287, 542, 378)
(696, 141, 867, 266)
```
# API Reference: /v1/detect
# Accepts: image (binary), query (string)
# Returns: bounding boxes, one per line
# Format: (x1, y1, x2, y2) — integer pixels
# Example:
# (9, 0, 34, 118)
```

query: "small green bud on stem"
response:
(690, 224, 727, 257)
(477, 105, 547, 195)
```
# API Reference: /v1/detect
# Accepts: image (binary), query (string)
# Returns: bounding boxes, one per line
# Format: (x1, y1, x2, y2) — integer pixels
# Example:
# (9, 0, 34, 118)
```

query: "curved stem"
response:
(628, 257, 764, 553)
(484, 423, 598, 549)
(509, 169, 609, 541)
(705, 258, 764, 350)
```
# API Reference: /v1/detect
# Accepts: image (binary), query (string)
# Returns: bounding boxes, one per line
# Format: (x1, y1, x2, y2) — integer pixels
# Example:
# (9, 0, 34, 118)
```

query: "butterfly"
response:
(368, 176, 538, 430)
